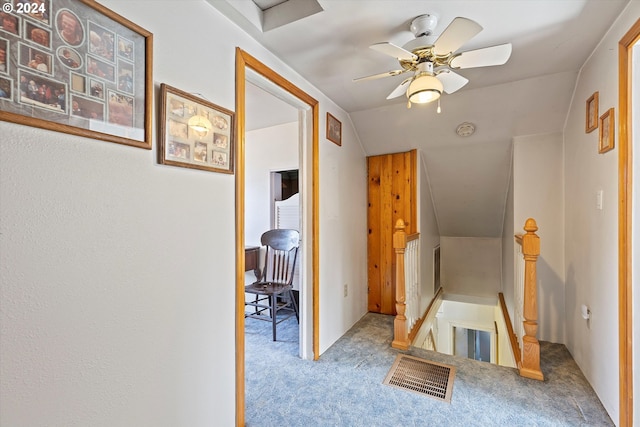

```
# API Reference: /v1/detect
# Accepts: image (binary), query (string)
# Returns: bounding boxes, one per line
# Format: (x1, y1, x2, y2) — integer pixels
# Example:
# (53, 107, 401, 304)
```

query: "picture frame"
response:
(0, 0, 153, 149)
(598, 107, 615, 154)
(585, 91, 598, 133)
(159, 83, 235, 174)
(326, 112, 341, 146)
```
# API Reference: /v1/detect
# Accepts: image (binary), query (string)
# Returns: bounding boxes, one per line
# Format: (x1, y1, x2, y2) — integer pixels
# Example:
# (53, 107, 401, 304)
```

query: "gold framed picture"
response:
(0, 0, 153, 149)
(585, 91, 598, 133)
(598, 107, 614, 154)
(326, 112, 341, 146)
(158, 83, 235, 174)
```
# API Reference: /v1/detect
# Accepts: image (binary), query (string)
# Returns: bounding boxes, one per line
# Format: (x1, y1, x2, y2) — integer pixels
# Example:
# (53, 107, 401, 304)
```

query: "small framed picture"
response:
(159, 83, 234, 174)
(585, 91, 598, 133)
(326, 112, 341, 146)
(598, 108, 615, 154)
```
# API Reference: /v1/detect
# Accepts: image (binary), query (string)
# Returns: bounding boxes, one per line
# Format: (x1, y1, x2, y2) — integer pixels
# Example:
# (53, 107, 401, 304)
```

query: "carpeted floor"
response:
(244, 312, 614, 426)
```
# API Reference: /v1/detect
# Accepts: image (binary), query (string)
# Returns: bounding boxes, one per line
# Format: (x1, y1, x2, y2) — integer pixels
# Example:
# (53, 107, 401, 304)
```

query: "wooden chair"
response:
(245, 229, 299, 341)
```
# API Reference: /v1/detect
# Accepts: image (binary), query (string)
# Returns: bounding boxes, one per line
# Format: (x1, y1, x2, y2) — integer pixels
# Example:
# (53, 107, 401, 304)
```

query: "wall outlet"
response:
(344, 284, 348, 297)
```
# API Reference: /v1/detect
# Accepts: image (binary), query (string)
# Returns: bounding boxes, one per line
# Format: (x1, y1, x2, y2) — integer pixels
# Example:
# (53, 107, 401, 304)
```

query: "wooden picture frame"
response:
(598, 107, 615, 154)
(0, 0, 153, 149)
(585, 91, 599, 133)
(159, 83, 235, 174)
(326, 112, 341, 146)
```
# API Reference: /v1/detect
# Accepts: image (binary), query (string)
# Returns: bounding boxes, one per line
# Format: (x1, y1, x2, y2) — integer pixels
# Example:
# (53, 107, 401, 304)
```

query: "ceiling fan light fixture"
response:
(407, 74, 443, 104)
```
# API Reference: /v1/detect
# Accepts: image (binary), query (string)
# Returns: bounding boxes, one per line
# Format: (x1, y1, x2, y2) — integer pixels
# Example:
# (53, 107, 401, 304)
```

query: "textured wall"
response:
(0, 1, 368, 425)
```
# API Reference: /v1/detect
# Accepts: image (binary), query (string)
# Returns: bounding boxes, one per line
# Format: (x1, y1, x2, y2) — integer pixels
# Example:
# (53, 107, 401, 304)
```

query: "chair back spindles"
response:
(245, 229, 300, 341)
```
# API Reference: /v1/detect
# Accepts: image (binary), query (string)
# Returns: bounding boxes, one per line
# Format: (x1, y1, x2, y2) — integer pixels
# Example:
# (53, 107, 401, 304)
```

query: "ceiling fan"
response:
(354, 14, 512, 110)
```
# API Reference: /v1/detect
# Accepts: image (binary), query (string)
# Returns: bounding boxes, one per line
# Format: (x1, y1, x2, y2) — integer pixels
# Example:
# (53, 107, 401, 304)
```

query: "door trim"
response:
(618, 18, 639, 427)
(235, 48, 320, 427)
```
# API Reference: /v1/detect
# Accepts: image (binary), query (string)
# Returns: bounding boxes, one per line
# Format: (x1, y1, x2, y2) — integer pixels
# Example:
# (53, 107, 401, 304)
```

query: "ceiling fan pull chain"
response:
(437, 98, 441, 114)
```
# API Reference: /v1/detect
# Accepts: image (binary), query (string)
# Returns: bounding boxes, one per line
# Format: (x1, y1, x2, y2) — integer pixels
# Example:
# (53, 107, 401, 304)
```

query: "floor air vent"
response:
(383, 354, 455, 403)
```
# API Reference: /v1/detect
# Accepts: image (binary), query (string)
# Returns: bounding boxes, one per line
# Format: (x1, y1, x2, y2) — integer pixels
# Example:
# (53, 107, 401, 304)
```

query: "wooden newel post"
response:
(392, 219, 410, 350)
(520, 218, 544, 380)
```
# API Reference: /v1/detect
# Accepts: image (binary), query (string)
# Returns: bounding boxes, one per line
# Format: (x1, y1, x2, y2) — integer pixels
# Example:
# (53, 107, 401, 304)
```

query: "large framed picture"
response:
(159, 83, 235, 174)
(0, 0, 153, 149)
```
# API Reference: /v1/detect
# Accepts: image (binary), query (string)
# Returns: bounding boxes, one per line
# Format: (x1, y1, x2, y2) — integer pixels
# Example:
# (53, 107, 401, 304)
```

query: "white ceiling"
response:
(209, 0, 630, 237)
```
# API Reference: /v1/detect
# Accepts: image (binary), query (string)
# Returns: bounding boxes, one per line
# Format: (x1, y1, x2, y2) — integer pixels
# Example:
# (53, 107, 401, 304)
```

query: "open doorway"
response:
(244, 82, 301, 347)
(235, 48, 319, 426)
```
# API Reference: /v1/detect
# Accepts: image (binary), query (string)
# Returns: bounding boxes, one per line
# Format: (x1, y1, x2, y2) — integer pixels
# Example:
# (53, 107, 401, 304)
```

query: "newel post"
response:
(520, 218, 544, 380)
(391, 219, 410, 350)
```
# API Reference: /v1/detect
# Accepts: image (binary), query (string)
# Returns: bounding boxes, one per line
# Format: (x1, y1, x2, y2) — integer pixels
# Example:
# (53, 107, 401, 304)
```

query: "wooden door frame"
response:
(618, 18, 639, 427)
(235, 48, 320, 427)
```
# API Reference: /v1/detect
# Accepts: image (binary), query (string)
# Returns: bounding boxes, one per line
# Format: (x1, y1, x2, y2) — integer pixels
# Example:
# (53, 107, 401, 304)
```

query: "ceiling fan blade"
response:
(386, 77, 412, 99)
(435, 69, 469, 94)
(353, 69, 408, 82)
(449, 43, 512, 69)
(370, 42, 417, 61)
(433, 17, 482, 56)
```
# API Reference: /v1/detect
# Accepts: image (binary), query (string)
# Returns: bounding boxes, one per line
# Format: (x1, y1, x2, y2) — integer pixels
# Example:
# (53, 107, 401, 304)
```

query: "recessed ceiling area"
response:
(227, 0, 324, 32)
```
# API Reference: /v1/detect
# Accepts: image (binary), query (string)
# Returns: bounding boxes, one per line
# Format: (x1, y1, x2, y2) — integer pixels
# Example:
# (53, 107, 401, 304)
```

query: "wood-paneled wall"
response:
(367, 150, 417, 314)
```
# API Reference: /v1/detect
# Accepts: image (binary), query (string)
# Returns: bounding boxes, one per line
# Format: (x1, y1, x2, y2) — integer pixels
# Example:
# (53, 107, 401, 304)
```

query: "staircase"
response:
(391, 217, 544, 380)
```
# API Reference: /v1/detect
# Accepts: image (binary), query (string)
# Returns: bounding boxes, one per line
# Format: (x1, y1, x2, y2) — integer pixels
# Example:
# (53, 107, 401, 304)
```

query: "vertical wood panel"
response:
(380, 154, 394, 314)
(409, 149, 418, 234)
(367, 150, 417, 315)
(367, 156, 382, 312)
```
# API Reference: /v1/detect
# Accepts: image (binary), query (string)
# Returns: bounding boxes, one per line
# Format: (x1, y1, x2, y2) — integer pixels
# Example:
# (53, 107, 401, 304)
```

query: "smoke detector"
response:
(456, 122, 475, 137)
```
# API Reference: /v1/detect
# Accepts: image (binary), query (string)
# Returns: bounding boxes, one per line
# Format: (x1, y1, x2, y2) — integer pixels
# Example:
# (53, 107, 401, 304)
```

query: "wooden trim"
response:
(235, 48, 320, 426)
(618, 18, 639, 427)
(519, 218, 543, 381)
(408, 286, 443, 343)
(234, 49, 246, 427)
(514, 234, 523, 246)
(498, 292, 522, 368)
(391, 219, 409, 350)
(410, 149, 418, 232)
(407, 232, 420, 242)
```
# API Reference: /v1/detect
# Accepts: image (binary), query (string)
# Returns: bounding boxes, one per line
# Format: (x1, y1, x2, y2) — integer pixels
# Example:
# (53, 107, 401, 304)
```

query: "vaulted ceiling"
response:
(209, 0, 630, 237)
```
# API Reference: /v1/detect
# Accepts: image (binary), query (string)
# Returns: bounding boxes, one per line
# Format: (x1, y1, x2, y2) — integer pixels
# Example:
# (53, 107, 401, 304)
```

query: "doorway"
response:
(235, 48, 319, 427)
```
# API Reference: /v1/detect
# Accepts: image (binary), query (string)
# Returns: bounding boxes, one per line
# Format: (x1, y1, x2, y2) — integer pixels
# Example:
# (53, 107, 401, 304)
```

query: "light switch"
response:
(596, 190, 603, 210)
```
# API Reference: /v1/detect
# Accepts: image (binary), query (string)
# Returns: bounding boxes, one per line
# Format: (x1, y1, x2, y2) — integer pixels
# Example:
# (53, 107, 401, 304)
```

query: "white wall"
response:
(440, 237, 502, 298)
(435, 299, 496, 357)
(501, 160, 515, 315)
(418, 152, 440, 310)
(513, 132, 565, 343)
(563, 1, 640, 421)
(245, 121, 298, 246)
(0, 1, 368, 425)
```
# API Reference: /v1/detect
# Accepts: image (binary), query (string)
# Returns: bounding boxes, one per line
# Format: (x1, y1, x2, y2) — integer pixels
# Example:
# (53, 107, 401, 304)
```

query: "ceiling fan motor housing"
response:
(410, 14, 438, 37)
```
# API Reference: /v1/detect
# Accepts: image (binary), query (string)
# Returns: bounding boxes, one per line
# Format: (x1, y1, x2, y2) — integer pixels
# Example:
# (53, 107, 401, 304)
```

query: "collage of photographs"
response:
(160, 84, 235, 174)
(0, 0, 146, 144)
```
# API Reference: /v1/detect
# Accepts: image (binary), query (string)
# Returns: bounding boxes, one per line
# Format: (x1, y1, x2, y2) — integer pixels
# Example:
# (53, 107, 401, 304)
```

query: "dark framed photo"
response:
(327, 112, 341, 146)
(598, 107, 614, 154)
(0, 0, 153, 149)
(585, 91, 598, 133)
(159, 83, 235, 174)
